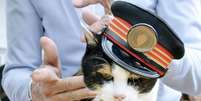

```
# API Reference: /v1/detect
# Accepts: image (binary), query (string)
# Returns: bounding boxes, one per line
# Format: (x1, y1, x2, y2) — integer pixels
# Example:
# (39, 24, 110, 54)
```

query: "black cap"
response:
(101, 1, 185, 78)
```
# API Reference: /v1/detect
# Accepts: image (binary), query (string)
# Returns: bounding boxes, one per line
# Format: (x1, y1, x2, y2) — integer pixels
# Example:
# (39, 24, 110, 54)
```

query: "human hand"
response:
(31, 37, 97, 101)
(80, 15, 112, 42)
(87, 15, 112, 33)
(73, 0, 111, 14)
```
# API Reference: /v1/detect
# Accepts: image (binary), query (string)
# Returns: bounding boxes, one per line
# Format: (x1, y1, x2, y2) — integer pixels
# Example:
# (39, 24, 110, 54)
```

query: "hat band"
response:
(103, 17, 174, 76)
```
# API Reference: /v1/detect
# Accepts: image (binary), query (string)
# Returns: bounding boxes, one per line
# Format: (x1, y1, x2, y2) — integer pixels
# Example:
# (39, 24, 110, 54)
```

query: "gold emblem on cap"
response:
(127, 24, 157, 52)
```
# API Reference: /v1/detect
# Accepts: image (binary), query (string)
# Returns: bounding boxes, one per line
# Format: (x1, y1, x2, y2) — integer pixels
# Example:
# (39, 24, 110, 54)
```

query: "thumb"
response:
(40, 36, 60, 68)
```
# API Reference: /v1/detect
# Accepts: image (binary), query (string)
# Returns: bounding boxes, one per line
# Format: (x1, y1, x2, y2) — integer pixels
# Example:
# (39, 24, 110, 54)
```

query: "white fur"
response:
(93, 64, 159, 101)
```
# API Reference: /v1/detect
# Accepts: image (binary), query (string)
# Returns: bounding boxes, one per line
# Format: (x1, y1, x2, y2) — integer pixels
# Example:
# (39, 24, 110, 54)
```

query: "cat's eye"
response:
(96, 65, 113, 81)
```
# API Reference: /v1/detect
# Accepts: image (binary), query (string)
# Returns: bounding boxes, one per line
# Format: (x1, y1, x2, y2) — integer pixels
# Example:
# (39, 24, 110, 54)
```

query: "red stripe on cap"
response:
(152, 48, 172, 63)
(155, 44, 173, 59)
(145, 52, 169, 68)
(113, 18, 130, 32)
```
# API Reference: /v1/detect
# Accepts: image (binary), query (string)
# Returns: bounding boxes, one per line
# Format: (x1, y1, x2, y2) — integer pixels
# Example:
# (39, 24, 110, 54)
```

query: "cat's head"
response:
(81, 32, 158, 101)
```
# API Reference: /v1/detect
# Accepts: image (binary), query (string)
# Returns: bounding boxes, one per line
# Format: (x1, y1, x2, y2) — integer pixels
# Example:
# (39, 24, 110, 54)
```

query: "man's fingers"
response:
(82, 8, 100, 25)
(40, 37, 60, 69)
(32, 66, 59, 84)
(32, 75, 86, 96)
(53, 88, 97, 101)
(88, 15, 112, 33)
(51, 76, 86, 94)
(31, 66, 61, 97)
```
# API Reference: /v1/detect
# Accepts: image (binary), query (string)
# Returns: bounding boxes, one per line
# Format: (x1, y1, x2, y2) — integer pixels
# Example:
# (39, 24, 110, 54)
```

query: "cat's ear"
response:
(81, 22, 99, 46)
(84, 32, 99, 46)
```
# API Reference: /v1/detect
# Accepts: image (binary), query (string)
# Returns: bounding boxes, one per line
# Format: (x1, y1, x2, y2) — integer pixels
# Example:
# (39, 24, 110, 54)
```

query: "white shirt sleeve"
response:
(162, 47, 201, 95)
(121, 0, 201, 96)
(156, 0, 201, 95)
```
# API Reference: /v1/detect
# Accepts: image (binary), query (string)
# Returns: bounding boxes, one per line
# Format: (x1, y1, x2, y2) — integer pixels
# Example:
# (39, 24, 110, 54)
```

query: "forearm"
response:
(2, 66, 33, 101)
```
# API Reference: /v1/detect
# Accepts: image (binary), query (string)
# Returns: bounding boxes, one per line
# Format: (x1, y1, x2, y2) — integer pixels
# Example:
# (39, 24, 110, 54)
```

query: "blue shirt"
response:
(2, 0, 201, 101)
(3, 0, 85, 100)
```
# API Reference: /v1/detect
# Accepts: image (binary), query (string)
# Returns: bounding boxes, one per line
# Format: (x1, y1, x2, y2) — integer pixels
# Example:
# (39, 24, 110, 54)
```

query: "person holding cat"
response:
(2, 0, 110, 101)
(2, 0, 201, 101)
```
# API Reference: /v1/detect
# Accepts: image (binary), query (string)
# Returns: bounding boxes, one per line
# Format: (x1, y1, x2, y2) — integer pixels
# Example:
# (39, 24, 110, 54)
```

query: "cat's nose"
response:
(114, 94, 126, 101)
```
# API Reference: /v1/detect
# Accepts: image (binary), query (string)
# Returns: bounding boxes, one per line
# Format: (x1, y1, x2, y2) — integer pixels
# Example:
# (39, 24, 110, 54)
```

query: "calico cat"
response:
(81, 32, 159, 101)
(80, 1, 185, 100)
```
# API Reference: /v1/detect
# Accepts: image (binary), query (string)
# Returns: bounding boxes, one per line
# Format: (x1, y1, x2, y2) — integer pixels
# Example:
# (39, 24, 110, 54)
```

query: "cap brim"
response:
(101, 37, 160, 78)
